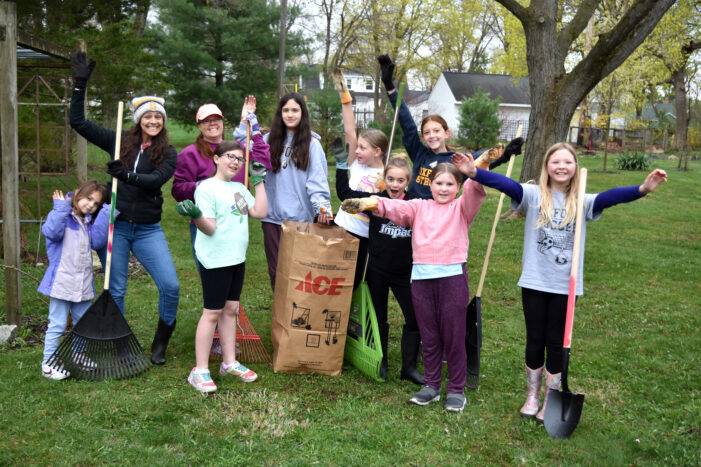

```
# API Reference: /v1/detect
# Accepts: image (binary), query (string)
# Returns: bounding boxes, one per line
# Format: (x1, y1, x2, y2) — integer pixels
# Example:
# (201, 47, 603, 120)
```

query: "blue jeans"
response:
(43, 298, 92, 361)
(189, 222, 203, 278)
(98, 220, 179, 325)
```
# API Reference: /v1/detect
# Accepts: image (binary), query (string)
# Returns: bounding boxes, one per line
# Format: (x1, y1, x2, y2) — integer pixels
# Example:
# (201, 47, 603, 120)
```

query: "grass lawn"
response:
(1, 126, 699, 465)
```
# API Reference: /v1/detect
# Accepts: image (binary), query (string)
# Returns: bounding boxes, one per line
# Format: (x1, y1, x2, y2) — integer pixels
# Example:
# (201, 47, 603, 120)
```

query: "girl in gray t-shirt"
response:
(452, 143, 667, 423)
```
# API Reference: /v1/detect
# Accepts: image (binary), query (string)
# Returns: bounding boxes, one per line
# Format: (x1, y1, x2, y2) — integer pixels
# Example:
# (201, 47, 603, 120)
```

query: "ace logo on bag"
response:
(271, 221, 358, 375)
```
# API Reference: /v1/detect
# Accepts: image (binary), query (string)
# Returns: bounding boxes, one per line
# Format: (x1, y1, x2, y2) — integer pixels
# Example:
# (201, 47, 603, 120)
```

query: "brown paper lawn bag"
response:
(271, 221, 358, 375)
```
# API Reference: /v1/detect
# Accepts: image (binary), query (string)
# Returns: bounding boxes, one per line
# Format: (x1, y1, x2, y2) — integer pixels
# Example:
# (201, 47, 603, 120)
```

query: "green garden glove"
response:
(250, 161, 266, 186)
(175, 199, 202, 219)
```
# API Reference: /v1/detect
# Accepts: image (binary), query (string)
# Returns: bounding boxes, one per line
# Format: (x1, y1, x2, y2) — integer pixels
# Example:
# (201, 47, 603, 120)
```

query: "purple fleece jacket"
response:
(38, 195, 112, 301)
(171, 135, 271, 202)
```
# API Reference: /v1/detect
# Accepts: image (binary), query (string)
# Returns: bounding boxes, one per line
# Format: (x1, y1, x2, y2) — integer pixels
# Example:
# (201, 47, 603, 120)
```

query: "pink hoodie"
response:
(374, 179, 486, 265)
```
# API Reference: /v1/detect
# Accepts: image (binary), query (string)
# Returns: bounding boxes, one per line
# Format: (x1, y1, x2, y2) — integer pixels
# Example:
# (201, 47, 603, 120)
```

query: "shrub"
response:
(458, 87, 501, 150)
(616, 151, 651, 170)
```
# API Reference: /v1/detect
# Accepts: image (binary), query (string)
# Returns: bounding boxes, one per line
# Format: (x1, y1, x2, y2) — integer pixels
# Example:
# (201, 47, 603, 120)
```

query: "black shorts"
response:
(200, 262, 245, 310)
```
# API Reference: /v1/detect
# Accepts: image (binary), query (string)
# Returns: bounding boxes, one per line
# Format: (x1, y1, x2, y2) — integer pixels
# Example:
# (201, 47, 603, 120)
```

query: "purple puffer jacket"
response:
(37, 195, 112, 301)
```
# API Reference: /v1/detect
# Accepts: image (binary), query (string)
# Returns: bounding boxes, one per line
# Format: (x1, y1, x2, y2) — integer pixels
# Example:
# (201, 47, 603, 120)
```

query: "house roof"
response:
(442, 72, 530, 105)
(641, 102, 676, 122)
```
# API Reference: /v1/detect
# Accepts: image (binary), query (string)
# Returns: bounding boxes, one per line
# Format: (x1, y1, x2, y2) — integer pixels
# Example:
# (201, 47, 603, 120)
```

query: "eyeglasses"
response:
(199, 117, 222, 125)
(221, 152, 245, 163)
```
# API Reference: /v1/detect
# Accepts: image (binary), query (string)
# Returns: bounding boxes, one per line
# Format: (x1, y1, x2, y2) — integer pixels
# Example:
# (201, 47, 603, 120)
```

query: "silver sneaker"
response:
(409, 386, 440, 406)
(445, 392, 467, 412)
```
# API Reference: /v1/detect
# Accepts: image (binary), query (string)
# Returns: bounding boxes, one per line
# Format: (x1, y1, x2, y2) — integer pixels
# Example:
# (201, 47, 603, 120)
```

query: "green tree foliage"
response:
(458, 87, 501, 150)
(306, 86, 343, 157)
(149, 0, 305, 123)
(17, 0, 161, 127)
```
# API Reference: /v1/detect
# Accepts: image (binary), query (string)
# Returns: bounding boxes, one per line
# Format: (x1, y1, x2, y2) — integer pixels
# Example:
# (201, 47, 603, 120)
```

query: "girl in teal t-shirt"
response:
(176, 140, 268, 393)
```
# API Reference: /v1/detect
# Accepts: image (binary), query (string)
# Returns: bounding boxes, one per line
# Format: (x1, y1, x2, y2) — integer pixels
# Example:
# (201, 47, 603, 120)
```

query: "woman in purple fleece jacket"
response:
(172, 97, 271, 274)
(38, 180, 111, 380)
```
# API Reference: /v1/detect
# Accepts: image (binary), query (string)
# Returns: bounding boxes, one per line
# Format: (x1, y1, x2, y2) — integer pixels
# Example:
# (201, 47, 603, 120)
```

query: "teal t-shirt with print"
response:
(194, 178, 255, 269)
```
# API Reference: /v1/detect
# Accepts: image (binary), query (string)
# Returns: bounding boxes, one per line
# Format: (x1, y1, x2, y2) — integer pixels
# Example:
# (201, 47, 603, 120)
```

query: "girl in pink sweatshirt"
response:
(342, 162, 486, 411)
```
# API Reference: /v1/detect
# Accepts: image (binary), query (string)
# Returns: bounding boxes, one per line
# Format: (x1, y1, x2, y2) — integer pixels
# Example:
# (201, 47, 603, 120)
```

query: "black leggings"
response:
(349, 233, 369, 291)
(366, 267, 418, 332)
(522, 287, 572, 374)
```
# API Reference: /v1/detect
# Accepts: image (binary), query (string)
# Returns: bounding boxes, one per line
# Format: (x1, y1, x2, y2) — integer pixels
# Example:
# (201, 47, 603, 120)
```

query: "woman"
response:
(172, 97, 270, 274)
(69, 51, 179, 366)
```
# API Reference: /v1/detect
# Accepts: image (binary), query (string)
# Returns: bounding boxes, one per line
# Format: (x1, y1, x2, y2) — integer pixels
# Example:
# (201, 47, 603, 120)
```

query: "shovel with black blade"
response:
(544, 168, 587, 439)
(466, 125, 522, 390)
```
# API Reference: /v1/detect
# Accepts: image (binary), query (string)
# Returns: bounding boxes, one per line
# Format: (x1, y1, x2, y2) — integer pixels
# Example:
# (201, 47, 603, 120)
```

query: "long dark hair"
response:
(120, 124, 171, 169)
(268, 93, 312, 172)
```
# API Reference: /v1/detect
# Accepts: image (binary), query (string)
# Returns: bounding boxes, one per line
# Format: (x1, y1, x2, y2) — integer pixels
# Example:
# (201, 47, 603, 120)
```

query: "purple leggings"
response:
(411, 268, 469, 394)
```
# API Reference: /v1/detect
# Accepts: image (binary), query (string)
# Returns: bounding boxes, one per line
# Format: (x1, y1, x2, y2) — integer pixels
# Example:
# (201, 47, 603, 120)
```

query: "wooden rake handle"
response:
(104, 101, 124, 290)
(475, 125, 523, 297)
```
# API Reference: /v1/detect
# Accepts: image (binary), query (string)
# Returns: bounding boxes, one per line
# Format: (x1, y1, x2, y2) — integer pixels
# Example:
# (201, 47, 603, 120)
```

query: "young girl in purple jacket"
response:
(39, 180, 110, 380)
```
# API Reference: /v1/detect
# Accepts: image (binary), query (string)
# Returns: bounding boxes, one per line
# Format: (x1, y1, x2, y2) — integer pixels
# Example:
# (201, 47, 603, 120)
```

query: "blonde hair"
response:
(536, 142, 580, 229)
(359, 129, 389, 164)
(384, 153, 411, 179)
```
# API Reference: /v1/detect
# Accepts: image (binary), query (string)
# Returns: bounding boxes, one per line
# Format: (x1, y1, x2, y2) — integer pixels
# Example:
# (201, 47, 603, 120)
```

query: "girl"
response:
(377, 54, 523, 199)
(173, 98, 271, 275)
(69, 51, 180, 366)
(39, 180, 110, 380)
(336, 154, 424, 384)
(175, 141, 268, 393)
(331, 67, 387, 290)
(451, 144, 667, 422)
(257, 92, 333, 290)
(342, 163, 486, 411)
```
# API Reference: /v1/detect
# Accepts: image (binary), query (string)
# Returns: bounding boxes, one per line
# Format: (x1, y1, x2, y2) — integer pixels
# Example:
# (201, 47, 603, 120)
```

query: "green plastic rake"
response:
(343, 82, 406, 382)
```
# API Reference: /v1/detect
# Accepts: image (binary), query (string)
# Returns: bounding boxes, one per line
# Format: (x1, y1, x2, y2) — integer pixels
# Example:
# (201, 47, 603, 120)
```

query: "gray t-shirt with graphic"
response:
(512, 184, 600, 295)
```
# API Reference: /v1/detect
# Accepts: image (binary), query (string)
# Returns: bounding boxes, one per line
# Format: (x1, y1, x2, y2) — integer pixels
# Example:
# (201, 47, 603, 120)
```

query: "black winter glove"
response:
(107, 159, 129, 182)
(377, 54, 396, 91)
(504, 137, 524, 157)
(70, 51, 96, 90)
(488, 137, 525, 170)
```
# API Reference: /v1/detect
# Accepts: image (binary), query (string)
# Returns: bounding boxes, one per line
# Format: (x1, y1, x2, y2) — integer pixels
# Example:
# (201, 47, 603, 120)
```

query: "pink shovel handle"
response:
(563, 168, 587, 349)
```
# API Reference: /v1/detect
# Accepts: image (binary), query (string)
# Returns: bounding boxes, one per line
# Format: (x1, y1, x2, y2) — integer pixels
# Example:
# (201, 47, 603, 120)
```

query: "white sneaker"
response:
(74, 352, 97, 370)
(42, 360, 70, 380)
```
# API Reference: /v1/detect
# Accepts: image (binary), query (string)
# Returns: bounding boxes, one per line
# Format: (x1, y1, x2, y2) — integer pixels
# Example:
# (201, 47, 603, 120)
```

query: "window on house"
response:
(365, 79, 373, 90)
(346, 79, 352, 90)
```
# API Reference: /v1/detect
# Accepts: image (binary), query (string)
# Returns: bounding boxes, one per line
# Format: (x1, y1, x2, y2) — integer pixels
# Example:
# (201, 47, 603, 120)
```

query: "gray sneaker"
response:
(409, 386, 441, 406)
(445, 392, 467, 412)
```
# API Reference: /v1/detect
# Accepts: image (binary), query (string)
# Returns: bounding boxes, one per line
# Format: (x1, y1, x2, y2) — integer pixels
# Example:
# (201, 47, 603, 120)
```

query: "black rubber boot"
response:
(400, 329, 425, 385)
(379, 323, 389, 380)
(150, 318, 176, 365)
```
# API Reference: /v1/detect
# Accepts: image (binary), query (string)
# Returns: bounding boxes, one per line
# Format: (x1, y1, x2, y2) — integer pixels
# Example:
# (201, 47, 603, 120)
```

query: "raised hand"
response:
(332, 68, 349, 94)
(52, 190, 65, 200)
(341, 197, 379, 214)
(451, 152, 477, 177)
(504, 137, 524, 157)
(377, 54, 396, 91)
(69, 51, 96, 89)
(240, 95, 257, 122)
(640, 169, 668, 194)
(249, 161, 266, 186)
(175, 199, 202, 219)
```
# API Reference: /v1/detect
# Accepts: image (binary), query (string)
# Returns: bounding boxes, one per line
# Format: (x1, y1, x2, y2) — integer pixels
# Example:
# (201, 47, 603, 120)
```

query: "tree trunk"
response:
(495, 0, 676, 183)
(671, 67, 687, 150)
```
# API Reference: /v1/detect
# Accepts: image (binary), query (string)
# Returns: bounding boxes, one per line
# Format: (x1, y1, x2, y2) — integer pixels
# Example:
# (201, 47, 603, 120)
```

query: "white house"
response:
(298, 66, 429, 128)
(426, 72, 530, 140)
